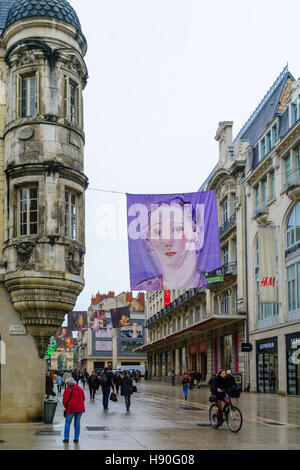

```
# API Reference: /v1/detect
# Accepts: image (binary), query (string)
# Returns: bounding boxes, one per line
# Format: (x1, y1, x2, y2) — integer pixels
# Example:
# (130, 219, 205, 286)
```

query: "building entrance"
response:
(257, 338, 278, 394)
(287, 333, 300, 395)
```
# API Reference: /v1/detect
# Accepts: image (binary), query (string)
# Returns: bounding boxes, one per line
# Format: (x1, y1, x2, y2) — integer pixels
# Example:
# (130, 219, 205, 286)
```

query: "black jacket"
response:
(121, 376, 132, 396)
(87, 375, 99, 389)
(215, 375, 228, 398)
(113, 374, 122, 386)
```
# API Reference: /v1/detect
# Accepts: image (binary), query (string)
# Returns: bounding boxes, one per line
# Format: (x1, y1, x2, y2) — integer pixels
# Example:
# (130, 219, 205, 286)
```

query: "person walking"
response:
(63, 370, 71, 390)
(80, 372, 86, 390)
(87, 371, 99, 401)
(121, 370, 133, 412)
(171, 370, 176, 386)
(56, 373, 64, 395)
(113, 371, 122, 394)
(62, 378, 85, 443)
(144, 368, 148, 380)
(195, 371, 202, 389)
(182, 372, 189, 401)
(99, 367, 114, 411)
(46, 372, 55, 399)
(188, 371, 194, 390)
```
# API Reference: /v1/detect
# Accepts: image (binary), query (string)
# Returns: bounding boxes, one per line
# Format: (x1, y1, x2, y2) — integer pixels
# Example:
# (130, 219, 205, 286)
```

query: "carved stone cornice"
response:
(5, 161, 89, 190)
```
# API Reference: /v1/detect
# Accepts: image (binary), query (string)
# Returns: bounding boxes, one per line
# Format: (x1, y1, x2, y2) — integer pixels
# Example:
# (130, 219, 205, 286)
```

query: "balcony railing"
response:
(284, 169, 300, 189)
(255, 200, 268, 216)
(223, 262, 237, 276)
(219, 212, 236, 237)
(145, 287, 204, 327)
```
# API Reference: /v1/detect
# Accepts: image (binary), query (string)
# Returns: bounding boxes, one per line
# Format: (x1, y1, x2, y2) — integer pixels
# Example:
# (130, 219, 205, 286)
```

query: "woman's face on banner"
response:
(148, 204, 196, 268)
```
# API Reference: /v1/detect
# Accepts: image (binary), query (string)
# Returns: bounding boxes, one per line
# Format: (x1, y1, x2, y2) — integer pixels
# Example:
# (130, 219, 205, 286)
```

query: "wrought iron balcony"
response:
(284, 170, 300, 201)
(223, 262, 237, 276)
(146, 287, 205, 327)
(219, 212, 236, 238)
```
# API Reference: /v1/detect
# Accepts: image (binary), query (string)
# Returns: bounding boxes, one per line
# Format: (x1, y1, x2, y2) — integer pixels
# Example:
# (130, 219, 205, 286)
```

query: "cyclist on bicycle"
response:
(214, 369, 230, 427)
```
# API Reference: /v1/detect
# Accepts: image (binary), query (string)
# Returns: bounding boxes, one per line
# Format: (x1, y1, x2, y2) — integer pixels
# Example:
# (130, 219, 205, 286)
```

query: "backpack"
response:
(99, 374, 108, 386)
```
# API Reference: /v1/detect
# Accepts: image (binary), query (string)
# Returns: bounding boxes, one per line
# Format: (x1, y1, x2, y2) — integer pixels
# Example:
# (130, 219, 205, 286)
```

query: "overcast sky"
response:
(69, 0, 300, 311)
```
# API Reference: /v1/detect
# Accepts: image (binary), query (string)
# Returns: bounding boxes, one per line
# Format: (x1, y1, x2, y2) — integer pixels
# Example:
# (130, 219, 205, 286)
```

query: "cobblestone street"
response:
(0, 382, 299, 450)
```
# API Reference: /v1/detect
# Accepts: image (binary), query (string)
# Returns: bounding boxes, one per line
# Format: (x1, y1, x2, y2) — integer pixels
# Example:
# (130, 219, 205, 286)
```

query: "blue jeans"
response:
(64, 412, 82, 440)
(125, 395, 131, 410)
(103, 387, 110, 410)
(172, 377, 175, 386)
(183, 383, 189, 400)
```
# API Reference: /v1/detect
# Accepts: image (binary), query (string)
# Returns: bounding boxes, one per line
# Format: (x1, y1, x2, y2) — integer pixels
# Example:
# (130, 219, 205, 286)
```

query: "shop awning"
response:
(134, 314, 246, 353)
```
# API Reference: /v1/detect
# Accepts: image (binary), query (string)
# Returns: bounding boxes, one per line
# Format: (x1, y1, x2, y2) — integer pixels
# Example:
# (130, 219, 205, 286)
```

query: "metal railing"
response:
(219, 212, 236, 237)
(223, 262, 237, 275)
(255, 200, 268, 216)
(146, 287, 205, 327)
(284, 169, 300, 189)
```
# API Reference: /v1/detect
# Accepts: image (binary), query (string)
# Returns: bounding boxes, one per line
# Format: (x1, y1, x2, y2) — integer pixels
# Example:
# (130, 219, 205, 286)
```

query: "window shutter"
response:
(16, 75, 22, 118)
(35, 71, 40, 115)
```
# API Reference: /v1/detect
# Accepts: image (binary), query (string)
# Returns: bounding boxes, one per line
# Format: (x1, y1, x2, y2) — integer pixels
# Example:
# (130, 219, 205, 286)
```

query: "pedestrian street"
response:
(0, 382, 299, 450)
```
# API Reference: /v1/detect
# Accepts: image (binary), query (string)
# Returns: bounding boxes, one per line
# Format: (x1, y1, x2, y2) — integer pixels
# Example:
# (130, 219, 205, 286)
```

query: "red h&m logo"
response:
(164, 290, 171, 307)
(260, 276, 276, 287)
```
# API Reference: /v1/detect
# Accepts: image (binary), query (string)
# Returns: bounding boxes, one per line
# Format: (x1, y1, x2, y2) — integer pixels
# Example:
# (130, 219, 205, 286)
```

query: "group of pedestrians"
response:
(55, 367, 135, 444)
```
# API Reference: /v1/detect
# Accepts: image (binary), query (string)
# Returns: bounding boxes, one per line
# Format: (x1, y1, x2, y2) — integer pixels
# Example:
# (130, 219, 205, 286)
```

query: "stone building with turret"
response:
(0, 0, 88, 422)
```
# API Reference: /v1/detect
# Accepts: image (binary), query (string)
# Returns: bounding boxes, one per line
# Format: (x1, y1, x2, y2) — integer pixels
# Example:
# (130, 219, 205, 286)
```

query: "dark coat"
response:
(87, 375, 99, 389)
(121, 376, 132, 396)
(215, 375, 228, 399)
(113, 374, 122, 386)
(46, 375, 54, 395)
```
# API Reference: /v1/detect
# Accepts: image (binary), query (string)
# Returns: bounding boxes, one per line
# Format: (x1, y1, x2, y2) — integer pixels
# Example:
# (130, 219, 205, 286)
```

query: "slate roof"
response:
(233, 65, 294, 146)
(5, 0, 82, 33)
(0, 0, 15, 34)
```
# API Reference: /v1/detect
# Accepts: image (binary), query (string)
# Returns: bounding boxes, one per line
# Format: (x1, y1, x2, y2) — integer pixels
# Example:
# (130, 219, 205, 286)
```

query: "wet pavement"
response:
(0, 381, 299, 450)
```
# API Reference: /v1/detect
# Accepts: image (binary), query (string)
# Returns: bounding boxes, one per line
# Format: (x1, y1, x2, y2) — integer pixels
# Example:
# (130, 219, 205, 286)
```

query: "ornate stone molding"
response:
(65, 244, 85, 275)
(15, 241, 36, 271)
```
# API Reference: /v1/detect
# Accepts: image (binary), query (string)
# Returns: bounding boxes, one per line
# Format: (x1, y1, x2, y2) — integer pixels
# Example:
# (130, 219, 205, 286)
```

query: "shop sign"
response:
(189, 344, 197, 355)
(199, 341, 207, 353)
(257, 337, 277, 353)
(241, 343, 253, 352)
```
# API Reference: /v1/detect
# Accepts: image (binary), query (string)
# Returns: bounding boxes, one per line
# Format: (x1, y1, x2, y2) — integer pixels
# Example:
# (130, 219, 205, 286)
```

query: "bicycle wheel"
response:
(226, 405, 243, 433)
(209, 403, 219, 428)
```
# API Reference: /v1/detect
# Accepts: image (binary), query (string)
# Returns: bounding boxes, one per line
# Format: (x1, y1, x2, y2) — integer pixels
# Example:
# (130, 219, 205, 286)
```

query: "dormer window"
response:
(291, 101, 299, 126)
(259, 121, 279, 161)
(271, 123, 278, 147)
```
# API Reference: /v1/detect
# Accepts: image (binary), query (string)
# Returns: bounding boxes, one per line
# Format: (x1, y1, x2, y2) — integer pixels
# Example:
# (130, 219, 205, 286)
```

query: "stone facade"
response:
(141, 67, 300, 396)
(0, 1, 88, 422)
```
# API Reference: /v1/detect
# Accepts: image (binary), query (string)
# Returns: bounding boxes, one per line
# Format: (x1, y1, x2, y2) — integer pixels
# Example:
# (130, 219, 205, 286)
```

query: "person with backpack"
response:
(121, 370, 133, 411)
(100, 367, 114, 411)
(226, 370, 240, 398)
(87, 371, 99, 401)
(62, 378, 85, 444)
(182, 372, 189, 401)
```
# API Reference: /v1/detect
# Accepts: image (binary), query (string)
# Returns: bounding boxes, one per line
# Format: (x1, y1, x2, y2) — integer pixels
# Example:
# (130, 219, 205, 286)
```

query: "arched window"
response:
(287, 202, 300, 248)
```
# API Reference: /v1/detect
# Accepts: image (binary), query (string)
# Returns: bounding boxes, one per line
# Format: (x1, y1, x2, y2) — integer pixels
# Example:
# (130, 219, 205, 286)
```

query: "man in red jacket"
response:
(63, 378, 85, 443)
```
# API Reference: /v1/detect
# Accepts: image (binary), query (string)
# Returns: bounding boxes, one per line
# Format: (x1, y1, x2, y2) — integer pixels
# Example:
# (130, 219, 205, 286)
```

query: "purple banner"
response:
(127, 191, 221, 290)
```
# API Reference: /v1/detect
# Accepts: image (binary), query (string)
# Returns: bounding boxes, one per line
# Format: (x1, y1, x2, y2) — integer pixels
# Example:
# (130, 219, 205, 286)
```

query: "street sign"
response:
(241, 343, 253, 352)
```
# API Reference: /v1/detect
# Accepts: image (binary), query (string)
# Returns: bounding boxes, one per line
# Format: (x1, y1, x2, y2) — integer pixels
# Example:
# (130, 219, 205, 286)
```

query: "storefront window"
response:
(222, 335, 233, 371)
(161, 352, 166, 376)
(287, 333, 300, 395)
(167, 351, 172, 375)
(256, 338, 278, 394)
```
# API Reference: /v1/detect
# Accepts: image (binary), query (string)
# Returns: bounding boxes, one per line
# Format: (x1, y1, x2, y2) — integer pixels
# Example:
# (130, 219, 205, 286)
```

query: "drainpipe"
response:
(244, 184, 250, 391)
